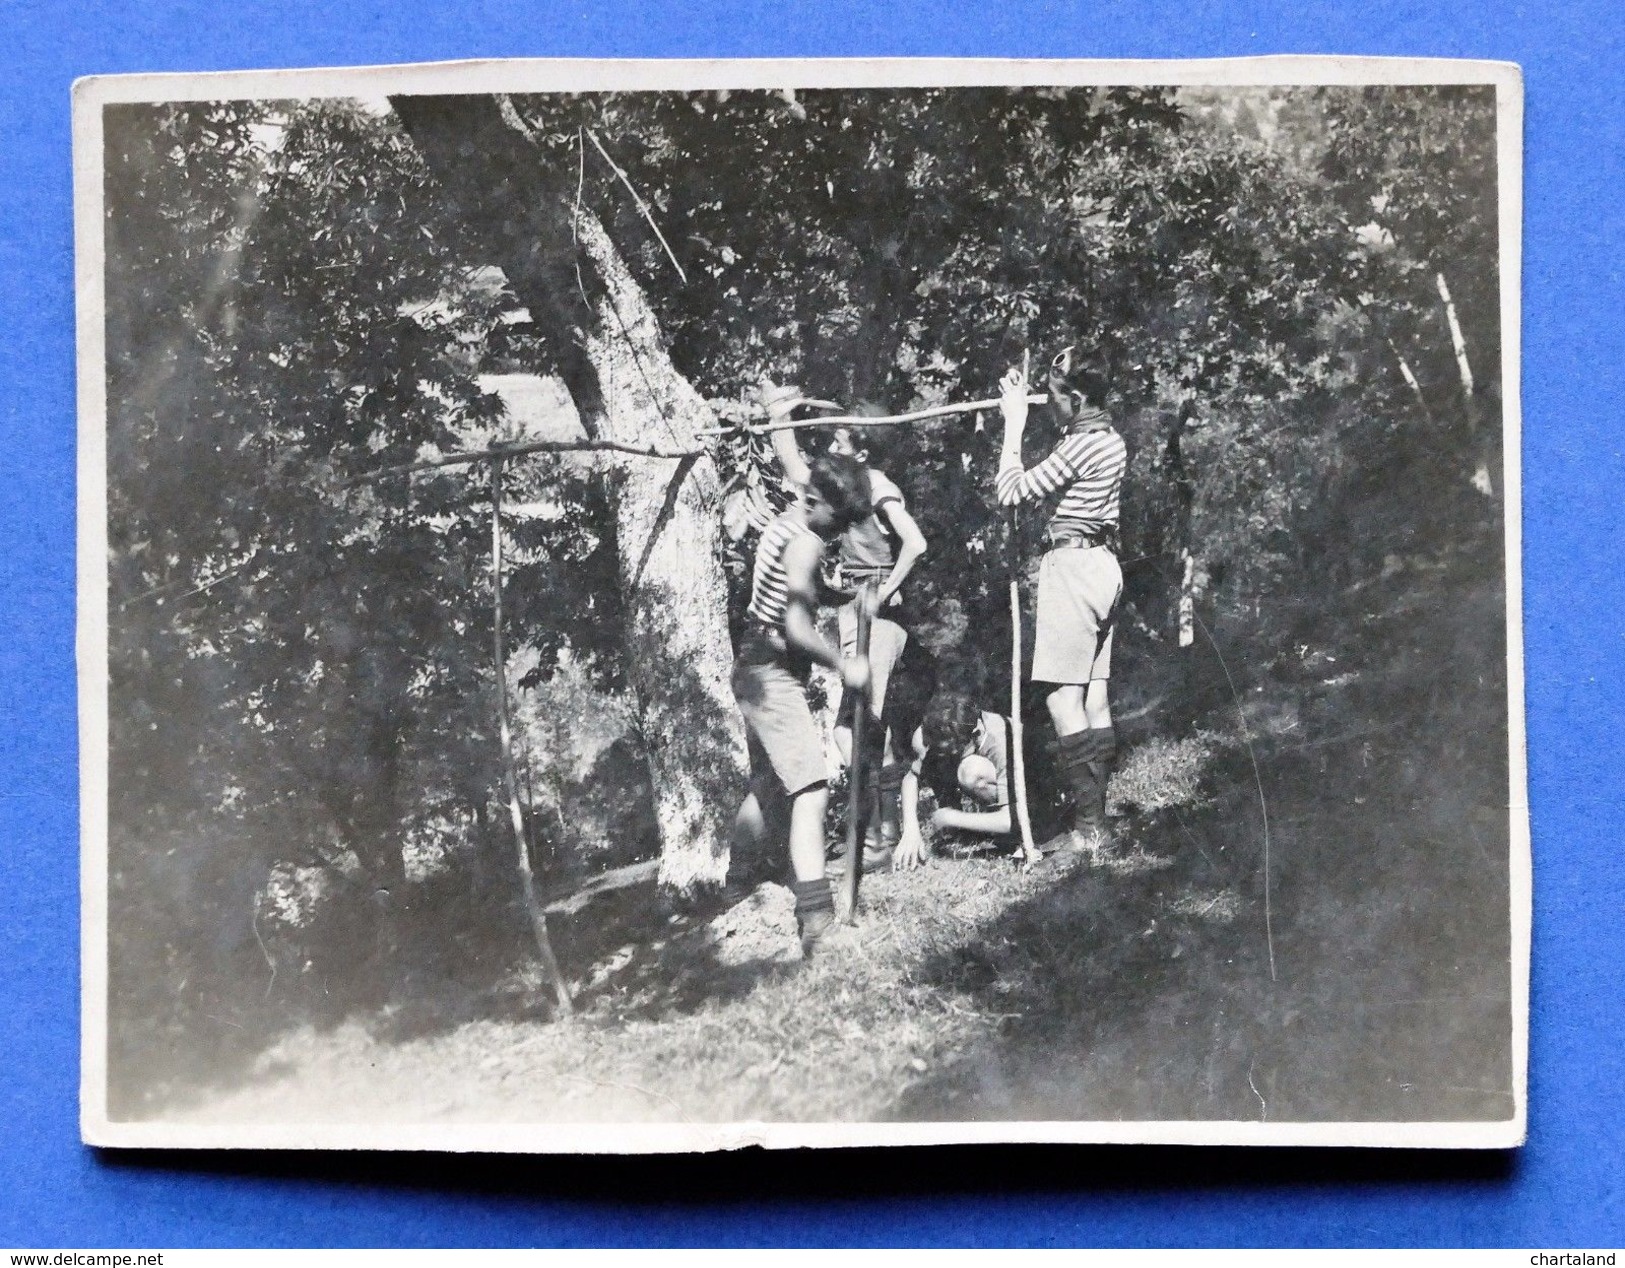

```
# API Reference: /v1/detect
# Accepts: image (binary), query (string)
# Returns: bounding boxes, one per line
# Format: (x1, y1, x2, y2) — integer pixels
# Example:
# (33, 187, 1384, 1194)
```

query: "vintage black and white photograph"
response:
(76, 58, 1526, 1150)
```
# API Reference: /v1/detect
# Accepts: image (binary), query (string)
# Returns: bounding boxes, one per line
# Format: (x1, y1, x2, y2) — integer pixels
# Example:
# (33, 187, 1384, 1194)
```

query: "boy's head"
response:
(825, 401, 891, 467)
(956, 753, 1002, 805)
(922, 691, 981, 762)
(1047, 344, 1112, 422)
(805, 451, 872, 535)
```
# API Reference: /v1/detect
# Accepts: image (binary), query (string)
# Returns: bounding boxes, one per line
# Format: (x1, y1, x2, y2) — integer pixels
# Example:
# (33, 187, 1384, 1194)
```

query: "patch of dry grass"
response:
(1108, 731, 1218, 813)
(1168, 889, 1242, 923)
(171, 730, 1278, 1128)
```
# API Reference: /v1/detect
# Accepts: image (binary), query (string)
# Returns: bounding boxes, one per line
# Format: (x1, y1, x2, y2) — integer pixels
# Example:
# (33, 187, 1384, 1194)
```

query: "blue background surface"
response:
(2, 0, 1620, 1249)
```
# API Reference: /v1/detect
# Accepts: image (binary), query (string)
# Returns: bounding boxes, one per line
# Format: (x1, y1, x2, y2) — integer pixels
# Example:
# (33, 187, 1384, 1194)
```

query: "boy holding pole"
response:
(994, 348, 1129, 857)
(765, 391, 928, 869)
(729, 449, 876, 953)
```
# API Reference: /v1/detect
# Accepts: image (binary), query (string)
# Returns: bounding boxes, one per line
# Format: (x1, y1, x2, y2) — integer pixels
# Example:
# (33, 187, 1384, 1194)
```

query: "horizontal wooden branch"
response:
(694, 394, 1049, 437)
(542, 857, 661, 915)
(349, 436, 704, 485)
(349, 394, 1054, 482)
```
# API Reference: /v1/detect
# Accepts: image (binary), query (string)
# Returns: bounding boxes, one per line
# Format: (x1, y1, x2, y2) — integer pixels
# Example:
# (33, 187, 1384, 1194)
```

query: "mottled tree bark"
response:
(392, 94, 746, 891)
(572, 210, 748, 890)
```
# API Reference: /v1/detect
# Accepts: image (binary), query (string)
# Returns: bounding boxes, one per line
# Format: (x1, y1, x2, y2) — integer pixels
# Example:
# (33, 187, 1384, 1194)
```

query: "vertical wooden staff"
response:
(1008, 510, 1039, 865)
(490, 457, 573, 1015)
(839, 580, 876, 924)
(1009, 353, 1040, 865)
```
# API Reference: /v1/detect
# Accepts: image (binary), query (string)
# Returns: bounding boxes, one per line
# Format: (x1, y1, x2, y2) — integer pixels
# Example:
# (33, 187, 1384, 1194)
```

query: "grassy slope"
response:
(172, 541, 1512, 1128)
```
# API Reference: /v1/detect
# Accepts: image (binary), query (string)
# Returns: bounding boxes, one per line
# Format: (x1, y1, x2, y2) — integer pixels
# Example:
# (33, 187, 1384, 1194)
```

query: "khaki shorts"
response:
(731, 645, 829, 798)
(1031, 546, 1122, 685)
(836, 599, 907, 726)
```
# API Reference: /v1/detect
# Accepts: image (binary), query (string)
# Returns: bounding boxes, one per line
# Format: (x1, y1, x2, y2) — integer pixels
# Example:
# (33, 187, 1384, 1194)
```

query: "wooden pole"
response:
(1008, 507, 1040, 866)
(694, 395, 1049, 438)
(351, 436, 701, 486)
(839, 581, 876, 924)
(355, 398, 1054, 482)
(1009, 354, 1040, 865)
(490, 457, 573, 1015)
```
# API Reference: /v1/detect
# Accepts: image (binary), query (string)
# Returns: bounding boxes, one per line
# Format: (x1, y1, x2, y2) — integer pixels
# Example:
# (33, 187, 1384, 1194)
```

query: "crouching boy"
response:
(730, 451, 876, 952)
(893, 692, 1017, 868)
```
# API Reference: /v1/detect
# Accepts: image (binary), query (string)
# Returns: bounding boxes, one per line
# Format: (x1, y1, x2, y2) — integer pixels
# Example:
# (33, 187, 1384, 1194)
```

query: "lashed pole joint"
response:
(354, 395, 1057, 486)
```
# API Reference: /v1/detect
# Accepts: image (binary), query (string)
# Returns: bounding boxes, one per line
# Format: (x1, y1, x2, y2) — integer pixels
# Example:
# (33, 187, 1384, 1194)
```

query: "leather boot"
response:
(793, 877, 838, 954)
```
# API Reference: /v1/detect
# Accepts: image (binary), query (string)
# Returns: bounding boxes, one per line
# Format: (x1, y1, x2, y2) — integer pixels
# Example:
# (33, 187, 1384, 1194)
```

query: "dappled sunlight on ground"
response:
(1109, 731, 1218, 814)
(171, 724, 1260, 1127)
(168, 547, 1511, 1129)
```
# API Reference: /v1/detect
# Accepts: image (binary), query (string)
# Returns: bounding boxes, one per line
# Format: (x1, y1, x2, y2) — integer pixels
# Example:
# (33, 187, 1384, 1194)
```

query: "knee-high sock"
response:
(851, 724, 887, 837)
(875, 760, 907, 844)
(1056, 730, 1103, 831)
(1085, 725, 1116, 824)
(792, 876, 834, 918)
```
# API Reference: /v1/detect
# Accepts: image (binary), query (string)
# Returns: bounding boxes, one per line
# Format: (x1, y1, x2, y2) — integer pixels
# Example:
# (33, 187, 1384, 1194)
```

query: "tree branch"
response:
(586, 128, 689, 285)
(349, 436, 703, 485)
(694, 395, 1049, 437)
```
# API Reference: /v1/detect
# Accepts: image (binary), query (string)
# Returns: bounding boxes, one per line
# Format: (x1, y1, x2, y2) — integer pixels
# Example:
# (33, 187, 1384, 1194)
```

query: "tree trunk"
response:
(572, 210, 749, 890)
(391, 95, 747, 891)
(1164, 404, 1198, 647)
(1178, 550, 1197, 649)
(1435, 270, 1494, 498)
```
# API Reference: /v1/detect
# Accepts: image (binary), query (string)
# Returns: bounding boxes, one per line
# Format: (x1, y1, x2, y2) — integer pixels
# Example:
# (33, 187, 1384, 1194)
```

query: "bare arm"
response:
(770, 426, 812, 490)
(930, 806, 1013, 836)
(780, 535, 842, 670)
(875, 499, 927, 606)
(894, 729, 929, 869)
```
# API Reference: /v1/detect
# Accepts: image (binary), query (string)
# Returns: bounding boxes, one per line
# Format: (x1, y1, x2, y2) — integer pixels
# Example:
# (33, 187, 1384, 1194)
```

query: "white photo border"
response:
(75, 55, 1527, 1152)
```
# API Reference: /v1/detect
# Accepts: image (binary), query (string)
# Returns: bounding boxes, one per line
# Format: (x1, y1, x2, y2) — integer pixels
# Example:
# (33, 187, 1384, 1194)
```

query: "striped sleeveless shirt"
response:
(995, 409, 1127, 539)
(747, 512, 820, 630)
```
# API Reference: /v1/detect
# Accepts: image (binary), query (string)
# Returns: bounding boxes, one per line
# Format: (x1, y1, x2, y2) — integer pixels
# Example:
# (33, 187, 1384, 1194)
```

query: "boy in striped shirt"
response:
(768, 397, 928, 869)
(730, 451, 876, 953)
(995, 347, 1129, 856)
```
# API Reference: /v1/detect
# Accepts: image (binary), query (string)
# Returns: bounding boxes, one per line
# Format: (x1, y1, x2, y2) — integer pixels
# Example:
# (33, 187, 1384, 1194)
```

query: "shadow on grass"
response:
(887, 550, 1514, 1127)
(107, 561, 758, 1117)
(354, 869, 797, 1046)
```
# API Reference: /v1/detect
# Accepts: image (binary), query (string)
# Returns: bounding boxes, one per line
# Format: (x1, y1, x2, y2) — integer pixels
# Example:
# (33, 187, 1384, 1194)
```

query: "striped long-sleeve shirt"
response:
(996, 409, 1127, 538)
(746, 512, 821, 631)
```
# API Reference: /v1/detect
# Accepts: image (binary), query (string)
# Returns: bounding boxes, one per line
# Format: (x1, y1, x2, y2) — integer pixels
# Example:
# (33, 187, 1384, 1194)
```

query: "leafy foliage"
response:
(104, 101, 633, 1102)
(497, 85, 1498, 685)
